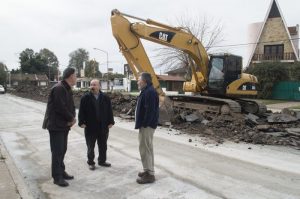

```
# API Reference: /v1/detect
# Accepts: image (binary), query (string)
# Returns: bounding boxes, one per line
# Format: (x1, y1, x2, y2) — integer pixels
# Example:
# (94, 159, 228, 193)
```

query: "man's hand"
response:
(108, 124, 113, 128)
(80, 124, 86, 128)
(68, 118, 76, 127)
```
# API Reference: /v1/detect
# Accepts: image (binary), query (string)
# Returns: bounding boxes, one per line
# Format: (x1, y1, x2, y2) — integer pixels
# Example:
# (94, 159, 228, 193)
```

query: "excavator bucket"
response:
(158, 95, 173, 125)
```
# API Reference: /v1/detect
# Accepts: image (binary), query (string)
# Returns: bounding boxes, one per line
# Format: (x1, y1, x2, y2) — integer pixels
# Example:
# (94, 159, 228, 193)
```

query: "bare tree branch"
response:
(154, 13, 224, 74)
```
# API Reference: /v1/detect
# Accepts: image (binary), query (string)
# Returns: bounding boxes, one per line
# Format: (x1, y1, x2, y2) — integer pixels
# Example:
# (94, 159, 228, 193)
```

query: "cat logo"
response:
(149, 31, 175, 43)
(159, 32, 168, 42)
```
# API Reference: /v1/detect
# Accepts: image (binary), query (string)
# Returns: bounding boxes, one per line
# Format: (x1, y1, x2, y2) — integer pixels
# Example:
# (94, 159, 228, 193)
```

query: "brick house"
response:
(248, 0, 299, 66)
(10, 74, 48, 87)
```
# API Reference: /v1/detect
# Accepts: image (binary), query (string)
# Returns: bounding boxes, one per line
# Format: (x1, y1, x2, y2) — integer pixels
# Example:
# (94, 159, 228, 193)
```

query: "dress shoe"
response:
(136, 172, 155, 184)
(138, 171, 147, 177)
(63, 172, 74, 180)
(89, 164, 96, 170)
(53, 178, 69, 187)
(98, 162, 111, 167)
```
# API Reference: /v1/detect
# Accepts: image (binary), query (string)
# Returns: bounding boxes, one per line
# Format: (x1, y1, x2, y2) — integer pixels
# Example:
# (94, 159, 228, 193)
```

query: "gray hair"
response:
(62, 67, 76, 80)
(140, 72, 152, 85)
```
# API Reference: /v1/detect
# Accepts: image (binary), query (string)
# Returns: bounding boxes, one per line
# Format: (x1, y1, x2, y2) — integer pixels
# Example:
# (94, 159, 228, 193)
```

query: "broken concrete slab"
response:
(245, 113, 260, 124)
(263, 132, 288, 137)
(285, 128, 300, 136)
(119, 114, 134, 119)
(267, 113, 298, 123)
(185, 113, 201, 122)
(256, 125, 271, 131)
(295, 112, 300, 120)
(201, 119, 209, 125)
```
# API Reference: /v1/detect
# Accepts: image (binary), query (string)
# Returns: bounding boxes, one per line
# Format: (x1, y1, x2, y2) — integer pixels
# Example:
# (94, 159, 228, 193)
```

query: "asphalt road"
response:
(0, 94, 299, 199)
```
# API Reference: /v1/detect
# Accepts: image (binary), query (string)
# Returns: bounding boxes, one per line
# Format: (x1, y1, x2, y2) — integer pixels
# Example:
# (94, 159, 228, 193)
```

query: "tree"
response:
(84, 59, 101, 78)
(244, 62, 290, 98)
(103, 72, 125, 81)
(68, 48, 89, 77)
(290, 62, 300, 81)
(39, 48, 59, 80)
(156, 14, 224, 75)
(19, 48, 47, 74)
(0, 62, 7, 85)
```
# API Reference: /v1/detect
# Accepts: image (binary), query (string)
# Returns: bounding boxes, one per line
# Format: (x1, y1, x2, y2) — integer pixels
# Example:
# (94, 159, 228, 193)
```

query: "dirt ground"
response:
(8, 85, 300, 149)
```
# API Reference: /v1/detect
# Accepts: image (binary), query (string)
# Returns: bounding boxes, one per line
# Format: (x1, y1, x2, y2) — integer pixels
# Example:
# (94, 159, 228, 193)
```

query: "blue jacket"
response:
(135, 84, 159, 129)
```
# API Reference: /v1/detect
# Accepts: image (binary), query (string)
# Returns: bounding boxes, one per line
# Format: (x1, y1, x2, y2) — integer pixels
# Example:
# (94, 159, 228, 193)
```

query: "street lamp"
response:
(93, 48, 109, 91)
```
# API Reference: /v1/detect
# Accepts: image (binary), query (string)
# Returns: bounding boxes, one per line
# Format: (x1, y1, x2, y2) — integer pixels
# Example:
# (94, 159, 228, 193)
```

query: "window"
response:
(264, 44, 284, 60)
(208, 57, 224, 89)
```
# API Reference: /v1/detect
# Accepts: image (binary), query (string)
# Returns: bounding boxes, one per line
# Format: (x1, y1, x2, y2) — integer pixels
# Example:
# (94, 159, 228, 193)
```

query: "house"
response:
(10, 74, 48, 87)
(248, 0, 299, 66)
(157, 75, 185, 93)
(75, 77, 92, 90)
(166, 67, 187, 77)
(129, 74, 185, 93)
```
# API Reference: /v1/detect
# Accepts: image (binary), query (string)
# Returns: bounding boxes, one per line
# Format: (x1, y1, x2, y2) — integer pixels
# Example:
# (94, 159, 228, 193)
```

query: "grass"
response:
(288, 105, 300, 109)
(253, 99, 288, 105)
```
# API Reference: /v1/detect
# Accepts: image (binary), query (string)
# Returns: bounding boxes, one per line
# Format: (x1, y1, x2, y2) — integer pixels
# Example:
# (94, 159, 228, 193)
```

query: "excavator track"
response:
(168, 95, 266, 115)
(235, 99, 267, 114)
(168, 95, 241, 114)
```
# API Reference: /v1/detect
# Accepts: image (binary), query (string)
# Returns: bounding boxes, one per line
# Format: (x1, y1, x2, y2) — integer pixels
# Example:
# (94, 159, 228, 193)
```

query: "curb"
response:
(0, 137, 34, 199)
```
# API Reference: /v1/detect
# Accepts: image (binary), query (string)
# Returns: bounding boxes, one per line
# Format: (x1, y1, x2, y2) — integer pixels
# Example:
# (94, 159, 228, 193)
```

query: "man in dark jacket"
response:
(78, 79, 115, 170)
(135, 72, 159, 184)
(43, 67, 76, 187)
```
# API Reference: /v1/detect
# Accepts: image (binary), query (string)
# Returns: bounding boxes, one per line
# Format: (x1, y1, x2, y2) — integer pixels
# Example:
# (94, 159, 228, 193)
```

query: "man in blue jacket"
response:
(135, 72, 159, 184)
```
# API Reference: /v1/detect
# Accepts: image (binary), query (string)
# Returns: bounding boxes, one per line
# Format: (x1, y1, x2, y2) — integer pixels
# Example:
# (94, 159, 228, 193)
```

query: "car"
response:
(0, 85, 5, 94)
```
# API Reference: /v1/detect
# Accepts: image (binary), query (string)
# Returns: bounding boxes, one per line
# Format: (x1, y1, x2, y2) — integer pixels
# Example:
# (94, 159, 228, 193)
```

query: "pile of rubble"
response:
(172, 110, 300, 148)
(9, 85, 49, 103)
(8, 86, 300, 149)
(109, 92, 137, 119)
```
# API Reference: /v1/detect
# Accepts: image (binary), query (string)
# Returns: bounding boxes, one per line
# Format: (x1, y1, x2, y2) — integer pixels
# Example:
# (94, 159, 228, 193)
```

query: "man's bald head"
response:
(90, 79, 101, 94)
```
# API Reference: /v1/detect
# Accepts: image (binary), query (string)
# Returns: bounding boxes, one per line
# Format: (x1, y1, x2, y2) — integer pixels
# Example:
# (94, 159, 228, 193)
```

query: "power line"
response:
(209, 37, 300, 48)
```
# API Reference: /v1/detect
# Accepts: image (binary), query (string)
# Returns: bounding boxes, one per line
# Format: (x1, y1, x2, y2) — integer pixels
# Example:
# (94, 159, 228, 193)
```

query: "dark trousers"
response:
(85, 132, 108, 165)
(49, 130, 69, 180)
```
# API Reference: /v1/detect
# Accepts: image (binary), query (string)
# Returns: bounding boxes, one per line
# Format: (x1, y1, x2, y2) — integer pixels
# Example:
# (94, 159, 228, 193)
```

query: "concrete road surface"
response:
(0, 94, 300, 199)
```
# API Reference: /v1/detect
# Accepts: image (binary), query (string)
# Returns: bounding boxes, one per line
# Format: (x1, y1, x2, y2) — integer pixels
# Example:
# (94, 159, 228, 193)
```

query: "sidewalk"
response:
(0, 140, 33, 199)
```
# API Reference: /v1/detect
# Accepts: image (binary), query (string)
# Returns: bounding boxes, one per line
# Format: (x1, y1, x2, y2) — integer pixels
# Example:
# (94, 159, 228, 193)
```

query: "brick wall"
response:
(254, 18, 294, 55)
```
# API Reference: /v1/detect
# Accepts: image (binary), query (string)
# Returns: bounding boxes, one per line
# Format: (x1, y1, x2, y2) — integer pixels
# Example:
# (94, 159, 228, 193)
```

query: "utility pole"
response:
(93, 48, 109, 91)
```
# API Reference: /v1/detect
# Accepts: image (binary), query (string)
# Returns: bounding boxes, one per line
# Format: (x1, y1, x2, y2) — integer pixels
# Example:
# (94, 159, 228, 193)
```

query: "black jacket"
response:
(135, 84, 159, 129)
(43, 80, 75, 131)
(78, 91, 115, 134)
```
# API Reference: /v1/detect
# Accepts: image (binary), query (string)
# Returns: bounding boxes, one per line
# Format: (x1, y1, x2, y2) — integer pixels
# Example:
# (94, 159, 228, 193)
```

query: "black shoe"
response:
(138, 171, 147, 177)
(136, 172, 155, 184)
(89, 164, 96, 170)
(63, 172, 74, 180)
(98, 162, 111, 167)
(53, 178, 69, 187)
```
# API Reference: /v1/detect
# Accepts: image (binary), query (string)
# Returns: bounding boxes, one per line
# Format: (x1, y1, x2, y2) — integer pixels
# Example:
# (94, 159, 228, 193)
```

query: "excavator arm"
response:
(111, 9, 209, 94)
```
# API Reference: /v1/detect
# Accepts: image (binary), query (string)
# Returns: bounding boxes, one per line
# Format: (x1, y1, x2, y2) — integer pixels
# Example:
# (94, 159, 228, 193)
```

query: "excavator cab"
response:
(207, 54, 242, 96)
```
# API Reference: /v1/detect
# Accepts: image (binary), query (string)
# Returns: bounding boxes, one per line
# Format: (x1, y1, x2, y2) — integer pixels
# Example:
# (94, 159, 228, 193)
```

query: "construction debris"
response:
(8, 86, 300, 148)
(267, 113, 298, 123)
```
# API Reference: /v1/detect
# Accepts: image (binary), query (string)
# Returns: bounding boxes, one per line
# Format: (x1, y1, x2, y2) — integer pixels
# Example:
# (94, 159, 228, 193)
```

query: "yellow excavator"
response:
(110, 9, 266, 123)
